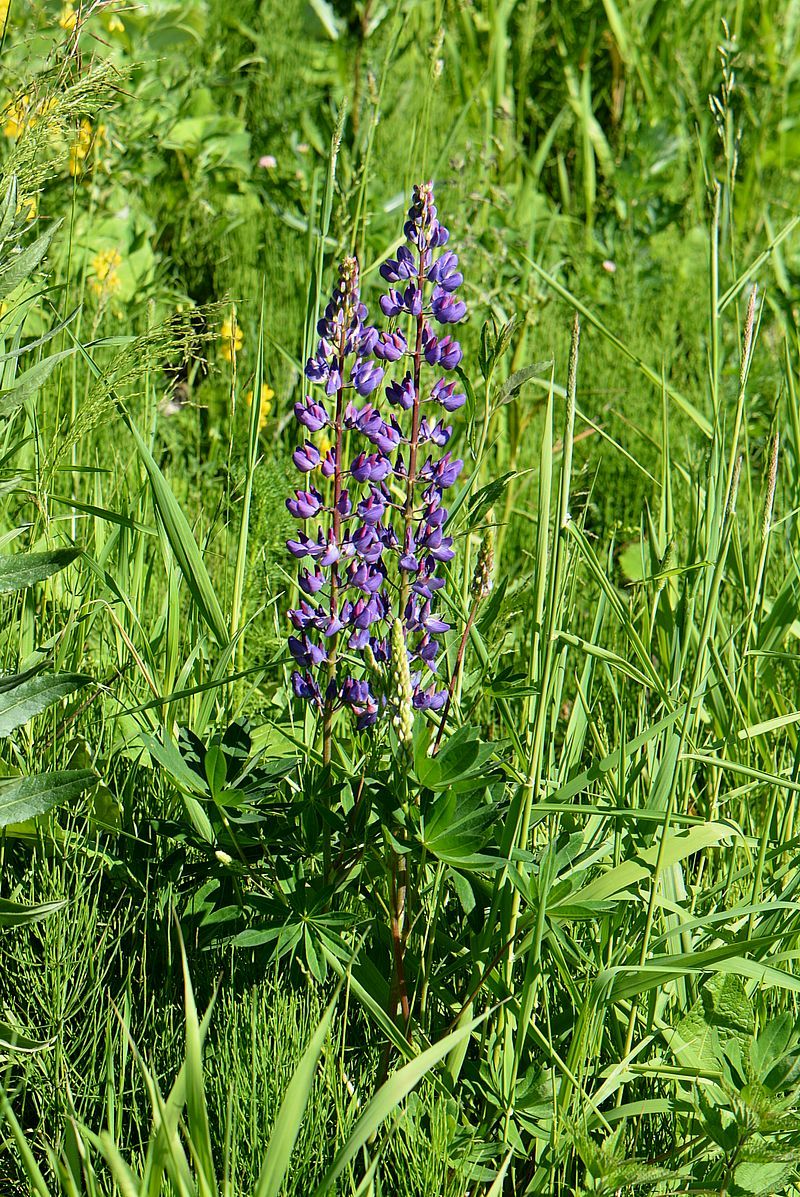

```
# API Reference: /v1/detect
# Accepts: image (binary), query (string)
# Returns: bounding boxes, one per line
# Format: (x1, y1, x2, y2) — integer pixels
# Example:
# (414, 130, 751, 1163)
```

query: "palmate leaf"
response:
(0, 769, 95, 828)
(414, 724, 498, 791)
(421, 789, 501, 869)
(0, 669, 90, 737)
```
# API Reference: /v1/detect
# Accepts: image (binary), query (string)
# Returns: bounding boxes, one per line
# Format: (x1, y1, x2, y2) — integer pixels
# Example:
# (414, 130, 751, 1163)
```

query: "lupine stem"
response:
(322, 358, 345, 766)
(399, 255, 427, 618)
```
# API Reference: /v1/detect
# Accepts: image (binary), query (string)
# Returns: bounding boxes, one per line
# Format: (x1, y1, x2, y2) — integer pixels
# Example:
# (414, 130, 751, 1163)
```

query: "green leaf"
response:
(491, 362, 551, 410)
(734, 1159, 797, 1194)
(667, 975, 753, 1072)
(125, 414, 229, 648)
(422, 790, 500, 868)
(0, 769, 95, 828)
(415, 725, 497, 791)
(204, 744, 227, 799)
(179, 943, 218, 1197)
(0, 1022, 49, 1052)
(0, 670, 90, 736)
(0, 349, 76, 416)
(0, 896, 65, 927)
(0, 220, 61, 301)
(0, 547, 79, 593)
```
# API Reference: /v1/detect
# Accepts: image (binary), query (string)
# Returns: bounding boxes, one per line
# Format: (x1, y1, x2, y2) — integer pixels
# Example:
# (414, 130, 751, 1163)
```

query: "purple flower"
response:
(374, 330, 407, 362)
(288, 635, 326, 668)
(325, 366, 342, 395)
(413, 685, 447, 711)
(286, 488, 323, 520)
(430, 378, 466, 412)
(358, 325, 380, 356)
(380, 289, 404, 318)
(350, 452, 391, 483)
(304, 353, 329, 384)
(295, 396, 329, 432)
(351, 360, 384, 396)
(438, 335, 463, 370)
(289, 188, 469, 735)
(292, 671, 321, 703)
(419, 418, 452, 446)
(431, 287, 467, 324)
(385, 375, 415, 410)
(421, 451, 463, 489)
(428, 251, 463, 292)
(299, 568, 325, 595)
(403, 285, 423, 317)
(379, 245, 416, 283)
(293, 443, 320, 472)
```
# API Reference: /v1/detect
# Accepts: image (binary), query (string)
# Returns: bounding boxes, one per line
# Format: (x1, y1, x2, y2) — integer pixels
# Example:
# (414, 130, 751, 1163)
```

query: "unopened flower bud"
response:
(471, 523, 494, 600)
(390, 618, 414, 750)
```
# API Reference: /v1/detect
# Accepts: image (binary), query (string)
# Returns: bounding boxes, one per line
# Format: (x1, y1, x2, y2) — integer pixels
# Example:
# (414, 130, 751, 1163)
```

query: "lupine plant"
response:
(287, 182, 467, 764)
(284, 182, 479, 1049)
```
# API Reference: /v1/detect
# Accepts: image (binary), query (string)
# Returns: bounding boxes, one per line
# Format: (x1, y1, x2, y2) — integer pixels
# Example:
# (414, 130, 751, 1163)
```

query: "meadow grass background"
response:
(1, 0, 800, 1194)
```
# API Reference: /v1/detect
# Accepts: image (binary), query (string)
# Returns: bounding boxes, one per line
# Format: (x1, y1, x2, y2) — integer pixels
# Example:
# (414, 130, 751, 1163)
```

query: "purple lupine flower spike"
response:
(288, 183, 467, 740)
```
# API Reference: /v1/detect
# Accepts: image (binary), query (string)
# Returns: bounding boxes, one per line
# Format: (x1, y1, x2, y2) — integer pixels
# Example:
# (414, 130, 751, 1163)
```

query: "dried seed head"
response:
(762, 431, 779, 540)
(740, 285, 757, 387)
(471, 522, 495, 600)
(390, 618, 414, 750)
(656, 537, 675, 594)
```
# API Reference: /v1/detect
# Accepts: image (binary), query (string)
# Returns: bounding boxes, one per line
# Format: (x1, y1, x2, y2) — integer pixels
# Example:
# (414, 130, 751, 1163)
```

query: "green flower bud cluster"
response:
(471, 524, 495, 600)
(390, 617, 414, 751)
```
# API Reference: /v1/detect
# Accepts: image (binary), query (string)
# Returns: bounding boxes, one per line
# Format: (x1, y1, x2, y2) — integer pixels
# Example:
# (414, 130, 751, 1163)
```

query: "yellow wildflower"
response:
(103, 8, 124, 32)
(58, 2, 77, 30)
(0, 0, 10, 33)
(89, 247, 122, 297)
(245, 382, 275, 431)
(220, 315, 243, 362)
(317, 431, 333, 457)
(17, 196, 37, 222)
(4, 95, 29, 140)
(68, 118, 94, 175)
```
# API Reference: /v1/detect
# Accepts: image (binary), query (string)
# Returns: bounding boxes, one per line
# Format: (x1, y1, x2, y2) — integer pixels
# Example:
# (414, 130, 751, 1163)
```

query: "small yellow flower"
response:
(68, 118, 94, 174)
(245, 382, 275, 431)
(17, 196, 37, 222)
(220, 315, 243, 362)
(317, 431, 333, 457)
(103, 8, 124, 32)
(0, 0, 10, 33)
(89, 247, 122, 297)
(58, 2, 77, 30)
(4, 95, 29, 140)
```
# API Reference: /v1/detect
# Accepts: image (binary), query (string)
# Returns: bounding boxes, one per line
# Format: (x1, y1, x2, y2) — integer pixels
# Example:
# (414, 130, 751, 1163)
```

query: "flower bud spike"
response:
(390, 618, 414, 752)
